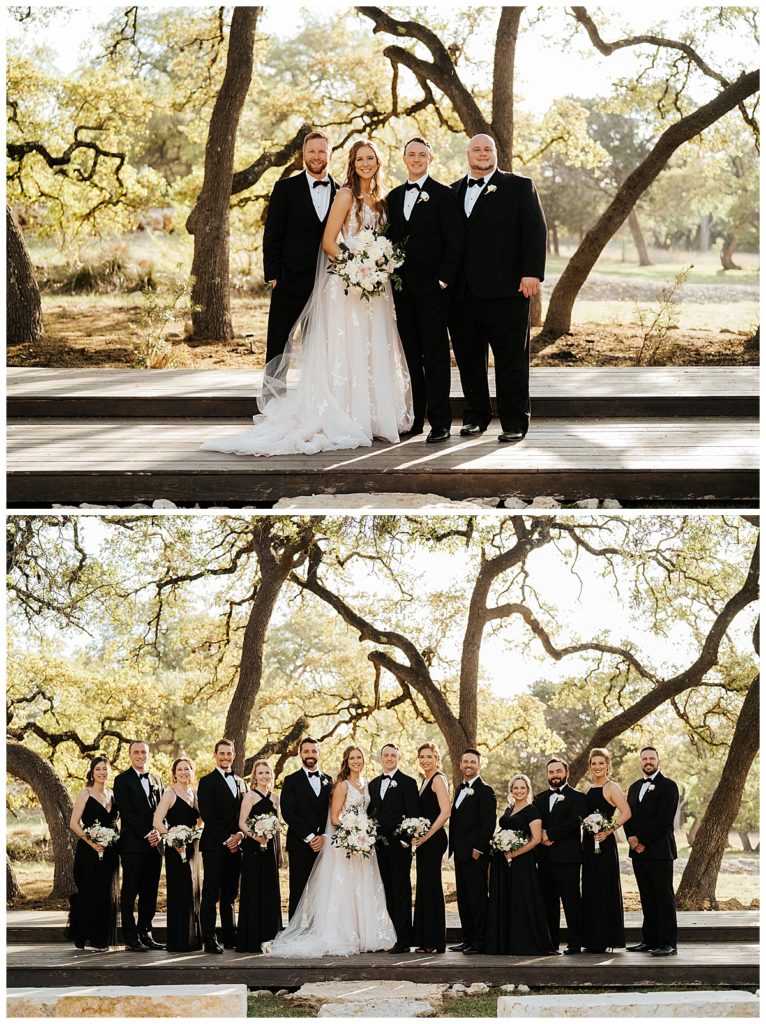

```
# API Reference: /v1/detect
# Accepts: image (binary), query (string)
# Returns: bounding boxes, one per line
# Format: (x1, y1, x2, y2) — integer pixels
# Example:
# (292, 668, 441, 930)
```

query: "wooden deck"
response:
(6, 942, 759, 989)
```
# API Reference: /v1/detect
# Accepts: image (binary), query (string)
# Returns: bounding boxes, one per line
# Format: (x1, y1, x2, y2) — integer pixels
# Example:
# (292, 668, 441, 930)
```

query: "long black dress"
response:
(582, 786, 625, 951)
(236, 791, 283, 952)
(412, 772, 448, 952)
(70, 794, 119, 949)
(485, 804, 553, 955)
(164, 794, 202, 952)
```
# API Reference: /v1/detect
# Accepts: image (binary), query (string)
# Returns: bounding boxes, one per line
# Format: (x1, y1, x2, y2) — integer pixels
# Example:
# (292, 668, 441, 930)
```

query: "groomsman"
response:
(450, 134, 547, 441)
(279, 737, 332, 919)
(262, 130, 338, 363)
(533, 757, 588, 954)
(368, 742, 420, 952)
(387, 137, 465, 442)
(197, 738, 247, 953)
(624, 746, 679, 957)
(113, 740, 164, 952)
(448, 749, 496, 954)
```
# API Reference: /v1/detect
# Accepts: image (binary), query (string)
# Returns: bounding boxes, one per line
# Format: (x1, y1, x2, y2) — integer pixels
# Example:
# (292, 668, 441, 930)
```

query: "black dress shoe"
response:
(627, 942, 654, 952)
(562, 945, 582, 955)
(462, 944, 482, 955)
(400, 425, 424, 438)
(426, 427, 450, 443)
(138, 932, 165, 950)
(125, 939, 150, 953)
(498, 430, 525, 443)
(449, 941, 469, 952)
(387, 943, 410, 953)
(459, 423, 486, 437)
(204, 939, 224, 954)
(651, 945, 677, 957)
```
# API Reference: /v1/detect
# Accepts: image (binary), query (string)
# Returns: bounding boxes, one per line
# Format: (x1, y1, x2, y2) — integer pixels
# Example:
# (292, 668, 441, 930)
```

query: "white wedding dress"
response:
(269, 780, 395, 957)
(200, 205, 414, 456)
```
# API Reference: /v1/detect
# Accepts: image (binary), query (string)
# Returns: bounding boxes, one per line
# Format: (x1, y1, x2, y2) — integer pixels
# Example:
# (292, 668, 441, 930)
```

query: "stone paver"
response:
(497, 990, 759, 1018)
(6, 984, 247, 1018)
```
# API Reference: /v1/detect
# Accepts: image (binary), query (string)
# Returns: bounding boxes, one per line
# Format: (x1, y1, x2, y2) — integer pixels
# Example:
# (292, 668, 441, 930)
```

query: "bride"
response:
(269, 746, 395, 957)
(201, 140, 414, 457)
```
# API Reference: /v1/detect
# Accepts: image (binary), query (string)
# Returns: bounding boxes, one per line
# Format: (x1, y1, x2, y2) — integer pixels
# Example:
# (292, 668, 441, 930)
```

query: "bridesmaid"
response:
(152, 757, 202, 952)
(411, 741, 451, 954)
(236, 759, 283, 953)
(68, 754, 119, 951)
(582, 747, 631, 953)
(485, 773, 554, 955)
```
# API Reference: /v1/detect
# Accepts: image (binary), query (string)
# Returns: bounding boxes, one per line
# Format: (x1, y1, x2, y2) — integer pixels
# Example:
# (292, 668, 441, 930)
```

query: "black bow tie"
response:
(467, 178, 485, 188)
(405, 183, 421, 192)
(460, 782, 472, 790)
(223, 771, 234, 778)
(138, 773, 149, 780)
(308, 771, 319, 778)
(312, 179, 330, 188)
(643, 776, 654, 782)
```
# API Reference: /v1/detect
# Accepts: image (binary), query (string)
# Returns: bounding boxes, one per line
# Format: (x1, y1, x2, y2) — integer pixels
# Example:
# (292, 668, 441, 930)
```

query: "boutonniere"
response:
(321, 777, 330, 787)
(647, 783, 655, 792)
(388, 779, 398, 789)
(464, 788, 474, 797)
(486, 184, 497, 194)
(554, 793, 565, 804)
(417, 191, 430, 203)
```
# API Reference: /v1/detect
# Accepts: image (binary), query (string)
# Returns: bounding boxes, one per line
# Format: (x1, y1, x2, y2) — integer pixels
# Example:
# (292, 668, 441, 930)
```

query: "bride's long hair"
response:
(342, 139, 387, 230)
(335, 745, 365, 787)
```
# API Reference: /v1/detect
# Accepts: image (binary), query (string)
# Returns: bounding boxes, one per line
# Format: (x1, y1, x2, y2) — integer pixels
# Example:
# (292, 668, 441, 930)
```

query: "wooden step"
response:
(7, 367, 759, 419)
(7, 417, 758, 506)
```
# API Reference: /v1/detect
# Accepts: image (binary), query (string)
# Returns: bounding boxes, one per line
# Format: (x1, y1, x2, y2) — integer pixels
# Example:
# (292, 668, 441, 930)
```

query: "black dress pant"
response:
(537, 858, 583, 948)
(200, 846, 241, 943)
(265, 285, 311, 364)
(450, 290, 531, 433)
(286, 842, 318, 920)
(633, 858, 677, 948)
(376, 840, 413, 947)
(119, 849, 162, 942)
(394, 288, 452, 432)
(454, 855, 490, 948)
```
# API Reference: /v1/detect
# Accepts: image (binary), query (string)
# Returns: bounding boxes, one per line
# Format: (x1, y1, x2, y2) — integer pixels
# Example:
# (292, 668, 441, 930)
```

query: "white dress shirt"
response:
(463, 168, 496, 217)
(403, 172, 429, 221)
(217, 766, 238, 798)
(549, 783, 569, 812)
(455, 774, 482, 810)
(134, 766, 152, 803)
(639, 770, 659, 802)
(307, 170, 331, 220)
(380, 771, 397, 798)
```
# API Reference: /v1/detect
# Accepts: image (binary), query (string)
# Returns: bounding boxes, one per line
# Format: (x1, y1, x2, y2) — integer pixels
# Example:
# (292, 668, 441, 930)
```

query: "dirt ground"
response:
(7, 295, 758, 369)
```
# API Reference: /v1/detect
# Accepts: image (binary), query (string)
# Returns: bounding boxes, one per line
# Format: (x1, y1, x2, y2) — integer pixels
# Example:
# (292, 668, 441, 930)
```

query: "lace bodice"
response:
(342, 202, 383, 247)
(343, 780, 370, 813)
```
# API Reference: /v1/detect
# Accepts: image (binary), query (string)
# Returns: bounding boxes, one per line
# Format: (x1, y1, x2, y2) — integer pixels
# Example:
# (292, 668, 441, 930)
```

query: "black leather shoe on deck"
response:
(138, 932, 165, 950)
(650, 945, 677, 957)
(426, 427, 450, 443)
(449, 942, 469, 952)
(204, 939, 224, 954)
(459, 423, 485, 437)
(498, 430, 525, 443)
(125, 940, 149, 953)
(627, 942, 654, 952)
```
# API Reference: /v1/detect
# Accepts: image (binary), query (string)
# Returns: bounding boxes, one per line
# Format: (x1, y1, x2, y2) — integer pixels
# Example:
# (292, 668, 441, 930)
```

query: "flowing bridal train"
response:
(269, 778, 395, 957)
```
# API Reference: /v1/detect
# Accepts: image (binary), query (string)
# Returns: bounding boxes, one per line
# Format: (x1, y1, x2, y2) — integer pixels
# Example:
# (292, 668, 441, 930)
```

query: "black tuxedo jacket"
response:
(262, 173, 338, 295)
(368, 769, 420, 845)
(113, 768, 164, 855)
(450, 169, 547, 299)
(279, 768, 332, 851)
(533, 785, 587, 865)
(448, 777, 497, 861)
(386, 176, 465, 295)
(624, 772, 679, 861)
(197, 768, 248, 852)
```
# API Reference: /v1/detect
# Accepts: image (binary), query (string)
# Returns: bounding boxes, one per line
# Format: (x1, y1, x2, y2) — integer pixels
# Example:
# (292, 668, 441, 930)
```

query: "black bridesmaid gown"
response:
(582, 786, 625, 951)
(236, 791, 283, 952)
(485, 804, 553, 955)
(70, 794, 119, 949)
(412, 773, 448, 952)
(164, 794, 202, 952)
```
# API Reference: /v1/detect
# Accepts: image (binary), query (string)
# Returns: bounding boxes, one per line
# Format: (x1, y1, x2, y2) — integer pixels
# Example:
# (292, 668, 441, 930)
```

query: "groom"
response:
(450, 134, 547, 442)
(262, 130, 338, 363)
(368, 742, 420, 952)
(280, 737, 332, 919)
(387, 137, 464, 442)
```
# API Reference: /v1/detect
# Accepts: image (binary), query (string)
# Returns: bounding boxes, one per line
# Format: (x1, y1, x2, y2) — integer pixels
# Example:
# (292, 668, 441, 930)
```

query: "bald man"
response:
(450, 134, 547, 442)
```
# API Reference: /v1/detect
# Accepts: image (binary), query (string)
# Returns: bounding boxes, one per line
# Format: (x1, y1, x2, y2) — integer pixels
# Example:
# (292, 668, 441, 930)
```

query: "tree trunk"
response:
(698, 213, 712, 252)
(491, 7, 522, 167)
(737, 829, 754, 853)
(686, 816, 700, 847)
(627, 208, 652, 266)
(530, 293, 542, 328)
(541, 71, 759, 339)
(186, 7, 260, 340)
(676, 674, 759, 909)
(7, 855, 26, 904)
(720, 232, 742, 270)
(551, 222, 560, 257)
(6, 740, 75, 898)
(6, 204, 44, 344)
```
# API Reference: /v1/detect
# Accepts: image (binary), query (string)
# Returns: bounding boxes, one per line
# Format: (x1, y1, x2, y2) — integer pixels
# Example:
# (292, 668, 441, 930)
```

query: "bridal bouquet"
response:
(331, 805, 380, 859)
(83, 823, 120, 861)
(490, 829, 528, 865)
(246, 813, 282, 851)
(395, 817, 432, 842)
(582, 810, 619, 853)
(164, 824, 203, 862)
(329, 228, 405, 301)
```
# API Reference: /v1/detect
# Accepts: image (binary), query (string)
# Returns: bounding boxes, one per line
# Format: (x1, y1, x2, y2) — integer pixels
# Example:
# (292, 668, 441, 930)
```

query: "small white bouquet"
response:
(165, 824, 203, 862)
(490, 829, 528, 865)
(395, 817, 432, 842)
(331, 805, 380, 859)
(329, 228, 405, 301)
(246, 813, 282, 851)
(83, 823, 120, 861)
(582, 810, 619, 853)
